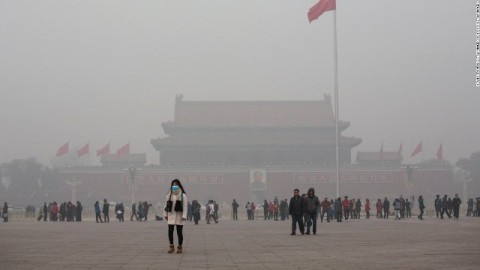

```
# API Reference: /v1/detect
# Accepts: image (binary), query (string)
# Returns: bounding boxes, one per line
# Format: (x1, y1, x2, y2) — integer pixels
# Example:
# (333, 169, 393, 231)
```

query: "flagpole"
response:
(333, 6, 340, 199)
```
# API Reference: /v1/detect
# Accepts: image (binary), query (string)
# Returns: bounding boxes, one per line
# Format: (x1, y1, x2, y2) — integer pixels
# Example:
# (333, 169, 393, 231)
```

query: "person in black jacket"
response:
(130, 202, 138, 221)
(289, 189, 305, 235)
(452, 194, 462, 219)
(440, 195, 451, 219)
(383, 198, 390, 219)
(335, 198, 343, 222)
(43, 202, 48, 222)
(103, 199, 110, 223)
(76, 201, 83, 222)
(417, 195, 425, 220)
(232, 199, 239, 220)
(2, 202, 8, 222)
(434, 194, 442, 218)
(304, 188, 320, 235)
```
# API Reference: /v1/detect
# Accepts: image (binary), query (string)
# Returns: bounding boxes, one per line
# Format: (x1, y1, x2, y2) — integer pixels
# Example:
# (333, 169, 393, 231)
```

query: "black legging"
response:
(168, 225, 184, 246)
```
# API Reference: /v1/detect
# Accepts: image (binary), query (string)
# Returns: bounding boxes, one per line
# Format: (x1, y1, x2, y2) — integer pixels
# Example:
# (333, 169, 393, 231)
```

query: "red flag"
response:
(116, 143, 130, 157)
(379, 142, 384, 160)
(77, 143, 89, 157)
(308, 0, 336, 23)
(56, 142, 69, 157)
(411, 141, 423, 157)
(436, 143, 443, 161)
(96, 143, 110, 157)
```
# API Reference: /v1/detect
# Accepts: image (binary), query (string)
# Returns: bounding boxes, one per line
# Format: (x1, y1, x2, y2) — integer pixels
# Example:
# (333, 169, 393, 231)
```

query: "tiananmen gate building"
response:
(52, 95, 454, 206)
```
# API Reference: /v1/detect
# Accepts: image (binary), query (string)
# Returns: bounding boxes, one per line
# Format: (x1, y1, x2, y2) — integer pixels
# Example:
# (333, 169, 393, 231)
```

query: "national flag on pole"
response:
(116, 143, 130, 157)
(411, 141, 423, 157)
(77, 143, 89, 157)
(96, 143, 110, 157)
(308, 0, 336, 23)
(56, 142, 69, 157)
(436, 143, 443, 161)
(379, 142, 384, 160)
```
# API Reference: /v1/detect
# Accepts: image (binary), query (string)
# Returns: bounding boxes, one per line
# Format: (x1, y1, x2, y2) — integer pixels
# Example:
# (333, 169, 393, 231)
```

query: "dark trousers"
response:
(232, 210, 238, 220)
(131, 211, 137, 221)
(343, 209, 349, 220)
(207, 213, 217, 224)
(418, 208, 424, 219)
(306, 212, 317, 233)
(406, 209, 411, 218)
(291, 214, 304, 234)
(336, 211, 342, 222)
(168, 224, 183, 246)
(453, 206, 460, 219)
(103, 213, 109, 222)
(193, 213, 200, 224)
(384, 209, 389, 219)
(95, 213, 103, 223)
(366, 211, 370, 219)
(247, 210, 252, 220)
(320, 209, 329, 222)
(441, 208, 451, 219)
(436, 208, 441, 218)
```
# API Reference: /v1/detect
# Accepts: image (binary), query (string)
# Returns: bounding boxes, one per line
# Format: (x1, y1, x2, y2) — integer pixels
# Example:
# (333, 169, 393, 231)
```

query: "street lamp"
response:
(66, 178, 82, 203)
(401, 164, 418, 206)
(125, 167, 141, 205)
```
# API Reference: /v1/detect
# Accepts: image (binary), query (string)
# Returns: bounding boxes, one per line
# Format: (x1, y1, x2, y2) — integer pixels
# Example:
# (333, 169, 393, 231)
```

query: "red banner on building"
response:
(293, 171, 395, 184)
(121, 174, 224, 185)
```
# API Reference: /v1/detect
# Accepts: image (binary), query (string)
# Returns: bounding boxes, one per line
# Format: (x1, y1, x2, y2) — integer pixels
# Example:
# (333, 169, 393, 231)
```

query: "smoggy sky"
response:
(0, 0, 478, 166)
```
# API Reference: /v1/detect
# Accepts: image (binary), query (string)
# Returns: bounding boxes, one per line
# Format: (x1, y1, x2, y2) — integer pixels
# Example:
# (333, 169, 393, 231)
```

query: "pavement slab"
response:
(0, 217, 479, 270)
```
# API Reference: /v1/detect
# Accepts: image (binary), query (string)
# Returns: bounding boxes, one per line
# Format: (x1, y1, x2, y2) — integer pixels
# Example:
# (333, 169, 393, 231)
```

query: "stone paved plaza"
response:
(1, 217, 479, 270)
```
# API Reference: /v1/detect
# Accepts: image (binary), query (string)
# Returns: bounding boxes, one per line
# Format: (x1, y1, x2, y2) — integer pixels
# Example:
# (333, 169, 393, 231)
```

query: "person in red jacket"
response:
(51, 201, 59, 221)
(365, 199, 371, 219)
(375, 199, 382, 218)
(320, 198, 331, 222)
(273, 202, 279, 221)
(342, 196, 350, 220)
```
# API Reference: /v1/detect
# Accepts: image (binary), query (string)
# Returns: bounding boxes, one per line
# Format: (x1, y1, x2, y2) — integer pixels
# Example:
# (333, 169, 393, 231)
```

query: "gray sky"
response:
(0, 0, 478, 166)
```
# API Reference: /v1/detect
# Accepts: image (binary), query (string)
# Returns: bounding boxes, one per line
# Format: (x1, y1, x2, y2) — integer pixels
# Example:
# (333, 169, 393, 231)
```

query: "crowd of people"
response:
(285, 189, 480, 235)
(2, 194, 480, 225)
(35, 201, 83, 222)
(2, 185, 480, 255)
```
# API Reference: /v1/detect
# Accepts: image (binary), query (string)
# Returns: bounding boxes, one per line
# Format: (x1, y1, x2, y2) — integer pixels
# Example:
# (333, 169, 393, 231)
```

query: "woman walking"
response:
(164, 179, 188, 254)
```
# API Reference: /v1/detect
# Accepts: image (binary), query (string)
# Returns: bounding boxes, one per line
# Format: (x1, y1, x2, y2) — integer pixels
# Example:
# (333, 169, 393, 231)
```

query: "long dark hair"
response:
(170, 179, 186, 194)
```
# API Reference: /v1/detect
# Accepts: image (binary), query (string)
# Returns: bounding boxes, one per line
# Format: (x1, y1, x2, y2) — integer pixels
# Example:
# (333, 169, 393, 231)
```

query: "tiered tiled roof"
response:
(152, 95, 361, 150)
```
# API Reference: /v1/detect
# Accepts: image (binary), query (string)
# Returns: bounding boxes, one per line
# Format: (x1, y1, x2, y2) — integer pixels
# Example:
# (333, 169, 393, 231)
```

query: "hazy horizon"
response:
(1, 0, 478, 166)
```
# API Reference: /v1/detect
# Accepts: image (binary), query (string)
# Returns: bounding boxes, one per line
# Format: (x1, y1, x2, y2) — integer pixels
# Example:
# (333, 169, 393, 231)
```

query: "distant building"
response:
(151, 94, 362, 166)
(36, 95, 454, 207)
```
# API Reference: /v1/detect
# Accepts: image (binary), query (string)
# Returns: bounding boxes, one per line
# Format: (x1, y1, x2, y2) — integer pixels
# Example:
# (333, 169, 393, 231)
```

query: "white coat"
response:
(164, 191, 188, 225)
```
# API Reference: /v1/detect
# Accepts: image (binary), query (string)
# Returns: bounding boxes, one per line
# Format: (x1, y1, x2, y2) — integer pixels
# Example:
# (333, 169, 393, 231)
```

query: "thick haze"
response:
(0, 0, 478, 166)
